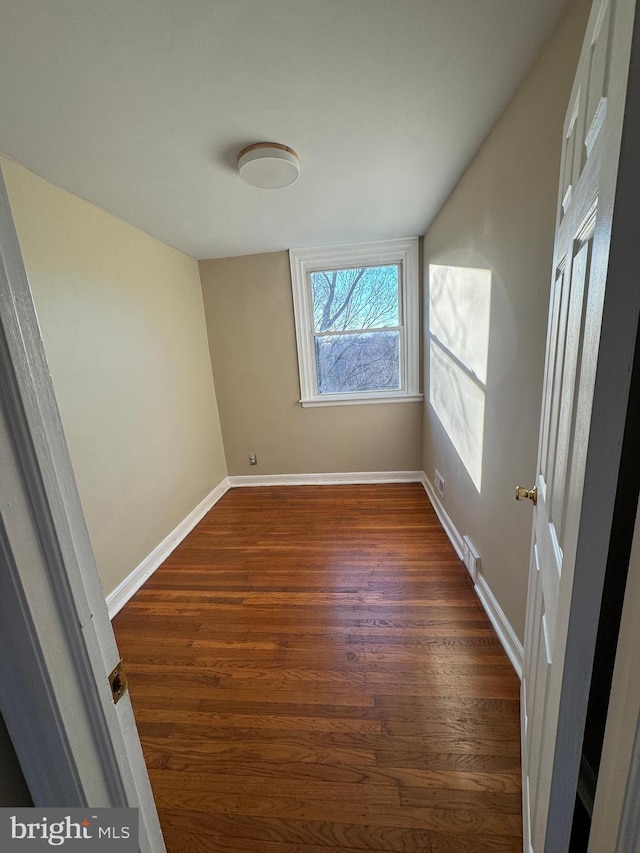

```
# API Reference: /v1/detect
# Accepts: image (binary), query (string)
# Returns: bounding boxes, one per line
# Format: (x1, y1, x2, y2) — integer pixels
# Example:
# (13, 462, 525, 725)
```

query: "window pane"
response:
(310, 265, 399, 332)
(315, 331, 400, 394)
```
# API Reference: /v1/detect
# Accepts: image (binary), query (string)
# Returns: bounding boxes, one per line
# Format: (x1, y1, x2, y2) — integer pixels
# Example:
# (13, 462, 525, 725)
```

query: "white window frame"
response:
(289, 237, 421, 407)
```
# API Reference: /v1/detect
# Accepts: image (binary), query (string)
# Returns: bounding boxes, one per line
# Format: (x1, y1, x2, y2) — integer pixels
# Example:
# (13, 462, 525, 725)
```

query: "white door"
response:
(521, 0, 640, 850)
(0, 168, 165, 850)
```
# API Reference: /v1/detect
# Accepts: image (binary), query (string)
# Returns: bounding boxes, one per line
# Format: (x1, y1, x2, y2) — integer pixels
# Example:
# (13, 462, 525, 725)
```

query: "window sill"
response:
(300, 393, 423, 408)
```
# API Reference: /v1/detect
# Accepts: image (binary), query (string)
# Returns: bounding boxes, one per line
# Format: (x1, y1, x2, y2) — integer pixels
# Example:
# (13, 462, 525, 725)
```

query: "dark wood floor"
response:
(113, 483, 522, 853)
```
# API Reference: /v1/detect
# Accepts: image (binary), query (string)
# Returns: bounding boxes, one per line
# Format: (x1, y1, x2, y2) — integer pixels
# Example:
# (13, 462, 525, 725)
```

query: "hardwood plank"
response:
(194, 699, 382, 719)
(112, 483, 522, 851)
(399, 787, 521, 814)
(135, 708, 383, 734)
(198, 685, 378, 707)
(150, 769, 401, 804)
(157, 808, 433, 852)
(161, 752, 518, 790)
(150, 789, 522, 836)
(430, 834, 521, 853)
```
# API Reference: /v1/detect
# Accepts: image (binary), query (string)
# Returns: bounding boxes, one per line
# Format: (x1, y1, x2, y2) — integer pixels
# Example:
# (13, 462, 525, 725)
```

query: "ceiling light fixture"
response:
(237, 142, 300, 189)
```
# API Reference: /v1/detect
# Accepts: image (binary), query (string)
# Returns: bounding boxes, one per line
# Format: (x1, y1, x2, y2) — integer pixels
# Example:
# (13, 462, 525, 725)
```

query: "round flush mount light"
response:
(237, 142, 300, 189)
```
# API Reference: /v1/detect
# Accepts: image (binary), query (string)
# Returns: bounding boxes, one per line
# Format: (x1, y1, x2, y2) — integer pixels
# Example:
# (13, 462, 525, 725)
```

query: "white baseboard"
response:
(420, 472, 464, 560)
(228, 470, 423, 487)
(420, 472, 523, 678)
(106, 477, 231, 618)
(474, 573, 524, 679)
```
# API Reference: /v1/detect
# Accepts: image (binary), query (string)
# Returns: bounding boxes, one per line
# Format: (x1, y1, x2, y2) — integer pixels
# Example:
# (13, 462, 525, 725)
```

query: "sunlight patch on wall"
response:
(430, 264, 491, 383)
(429, 264, 492, 492)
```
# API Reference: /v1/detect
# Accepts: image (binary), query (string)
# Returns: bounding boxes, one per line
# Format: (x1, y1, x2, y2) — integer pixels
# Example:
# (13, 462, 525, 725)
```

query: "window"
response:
(289, 238, 421, 406)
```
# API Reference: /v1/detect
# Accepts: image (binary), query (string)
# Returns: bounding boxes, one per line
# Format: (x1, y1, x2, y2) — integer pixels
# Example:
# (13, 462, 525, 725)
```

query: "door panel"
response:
(521, 0, 639, 849)
(584, 0, 611, 157)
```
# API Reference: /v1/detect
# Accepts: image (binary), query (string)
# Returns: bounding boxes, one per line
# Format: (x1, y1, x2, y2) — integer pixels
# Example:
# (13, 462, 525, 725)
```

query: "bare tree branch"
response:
(325, 268, 366, 330)
(319, 271, 338, 330)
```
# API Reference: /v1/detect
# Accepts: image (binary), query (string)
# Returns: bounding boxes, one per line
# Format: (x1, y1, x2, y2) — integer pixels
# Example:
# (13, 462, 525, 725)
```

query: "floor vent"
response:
(462, 535, 480, 582)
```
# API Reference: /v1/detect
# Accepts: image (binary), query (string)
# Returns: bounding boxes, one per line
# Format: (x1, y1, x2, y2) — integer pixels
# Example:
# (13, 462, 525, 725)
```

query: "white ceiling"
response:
(0, 0, 571, 260)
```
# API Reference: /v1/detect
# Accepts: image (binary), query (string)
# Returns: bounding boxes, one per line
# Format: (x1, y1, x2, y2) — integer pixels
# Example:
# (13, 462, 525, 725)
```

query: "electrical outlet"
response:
(248, 452, 257, 466)
(462, 535, 480, 582)
(435, 469, 445, 500)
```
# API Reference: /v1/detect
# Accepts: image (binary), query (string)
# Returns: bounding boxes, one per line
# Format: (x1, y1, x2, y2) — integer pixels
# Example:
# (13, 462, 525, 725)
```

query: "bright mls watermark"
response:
(0, 809, 138, 850)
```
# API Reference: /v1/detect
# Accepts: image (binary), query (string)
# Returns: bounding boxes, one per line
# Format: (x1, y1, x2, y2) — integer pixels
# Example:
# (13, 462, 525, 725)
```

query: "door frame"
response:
(587, 502, 640, 851)
(0, 167, 165, 850)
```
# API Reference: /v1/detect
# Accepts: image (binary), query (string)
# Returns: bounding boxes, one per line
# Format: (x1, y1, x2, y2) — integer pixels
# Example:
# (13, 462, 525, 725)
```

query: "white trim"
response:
(229, 471, 423, 487)
(474, 573, 524, 680)
(289, 238, 420, 405)
(419, 473, 464, 560)
(521, 689, 534, 853)
(107, 477, 231, 618)
(420, 473, 523, 678)
(300, 393, 423, 407)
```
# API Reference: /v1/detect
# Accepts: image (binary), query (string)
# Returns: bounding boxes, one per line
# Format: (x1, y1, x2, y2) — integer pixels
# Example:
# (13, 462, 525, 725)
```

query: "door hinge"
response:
(108, 659, 128, 705)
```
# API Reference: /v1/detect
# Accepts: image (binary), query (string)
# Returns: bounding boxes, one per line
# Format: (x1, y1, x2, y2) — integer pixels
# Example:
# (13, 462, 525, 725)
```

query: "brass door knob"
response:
(515, 485, 537, 505)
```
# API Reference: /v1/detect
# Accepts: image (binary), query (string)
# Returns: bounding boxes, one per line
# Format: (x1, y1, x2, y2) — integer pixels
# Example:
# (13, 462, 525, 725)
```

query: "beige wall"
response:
(2, 157, 227, 597)
(422, 0, 590, 640)
(200, 251, 422, 475)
